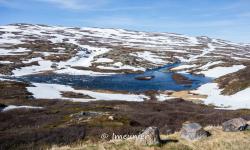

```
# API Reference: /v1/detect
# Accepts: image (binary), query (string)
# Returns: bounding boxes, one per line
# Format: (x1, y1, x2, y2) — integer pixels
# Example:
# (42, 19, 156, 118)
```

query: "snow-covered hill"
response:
(0, 23, 249, 109)
(0, 23, 249, 75)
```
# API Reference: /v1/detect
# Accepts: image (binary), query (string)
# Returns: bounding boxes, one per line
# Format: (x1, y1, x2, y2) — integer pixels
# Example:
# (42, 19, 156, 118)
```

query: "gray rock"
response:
(222, 118, 248, 132)
(135, 126, 161, 146)
(180, 123, 208, 141)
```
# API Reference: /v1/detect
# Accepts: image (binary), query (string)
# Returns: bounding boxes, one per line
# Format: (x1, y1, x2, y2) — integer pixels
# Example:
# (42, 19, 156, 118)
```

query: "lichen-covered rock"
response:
(135, 126, 161, 146)
(180, 123, 208, 140)
(222, 118, 248, 132)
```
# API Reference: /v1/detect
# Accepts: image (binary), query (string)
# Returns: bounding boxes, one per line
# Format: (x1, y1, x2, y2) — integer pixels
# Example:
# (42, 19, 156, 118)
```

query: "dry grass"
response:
(50, 126, 250, 150)
(164, 126, 250, 150)
(170, 91, 207, 104)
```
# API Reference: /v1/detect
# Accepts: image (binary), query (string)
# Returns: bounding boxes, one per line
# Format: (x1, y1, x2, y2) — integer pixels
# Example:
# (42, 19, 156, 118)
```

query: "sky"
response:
(0, 0, 250, 43)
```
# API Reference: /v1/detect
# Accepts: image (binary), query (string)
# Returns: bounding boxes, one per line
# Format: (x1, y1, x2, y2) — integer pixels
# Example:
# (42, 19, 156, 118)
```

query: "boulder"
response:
(222, 118, 248, 132)
(135, 75, 155, 80)
(180, 123, 208, 140)
(135, 126, 161, 146)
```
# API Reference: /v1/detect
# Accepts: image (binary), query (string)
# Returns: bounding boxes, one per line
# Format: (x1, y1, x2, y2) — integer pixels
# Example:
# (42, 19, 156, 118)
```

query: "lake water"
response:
(16, 63, 211, 92)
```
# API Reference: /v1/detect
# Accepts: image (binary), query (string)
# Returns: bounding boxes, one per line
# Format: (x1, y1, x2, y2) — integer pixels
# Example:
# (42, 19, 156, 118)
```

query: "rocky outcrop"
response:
(222, 118, 248, 132)
(172, 73, 192, 85)
(135, 126, 161, 146)
(180, 123, 209, 140)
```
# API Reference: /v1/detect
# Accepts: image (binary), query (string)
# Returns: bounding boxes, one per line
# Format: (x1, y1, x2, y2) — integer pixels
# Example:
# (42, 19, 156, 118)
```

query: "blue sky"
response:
(0, 0, 250, 43)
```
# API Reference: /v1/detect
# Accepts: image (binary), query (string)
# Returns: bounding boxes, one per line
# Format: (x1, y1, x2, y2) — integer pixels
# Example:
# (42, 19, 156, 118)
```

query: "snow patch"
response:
(2, 105, 43, 112)
(97, 63, 145, 72)
(22, 57, 43, 64)
(12, 60, 53, 76)
(0, 48, 30, 55)
(199, 61, 223, 70)
(55, 68, 115, 76)
(171, 64, 197, 71)
(200, 65, 246, 78)
(95, 58, 114, 63)
(27, 83, 149, 102)
(156, 94, 175, 101)
(56, 45, 111, 75)
(131, 51, 166, 65)
(0, 61, 13, 64)
(192, 83, 250, 109)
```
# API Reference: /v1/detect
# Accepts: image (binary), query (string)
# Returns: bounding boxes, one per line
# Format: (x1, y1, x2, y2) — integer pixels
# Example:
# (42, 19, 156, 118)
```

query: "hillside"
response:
(1, 23, 250, 149)
(0, 23, 249, 109)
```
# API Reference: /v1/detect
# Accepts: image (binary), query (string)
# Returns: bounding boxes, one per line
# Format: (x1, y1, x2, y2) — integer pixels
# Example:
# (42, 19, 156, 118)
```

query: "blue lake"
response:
(16, 63, 212, 92)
